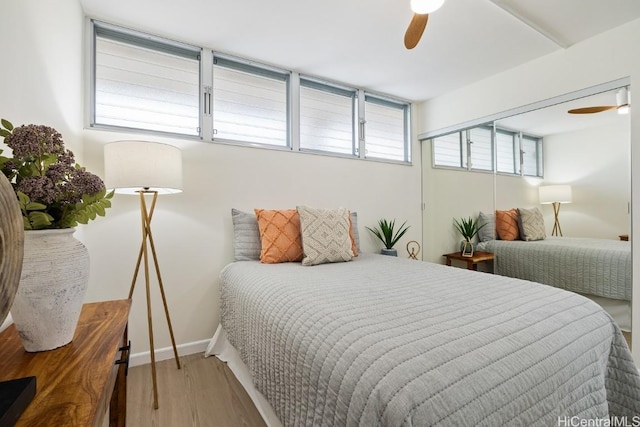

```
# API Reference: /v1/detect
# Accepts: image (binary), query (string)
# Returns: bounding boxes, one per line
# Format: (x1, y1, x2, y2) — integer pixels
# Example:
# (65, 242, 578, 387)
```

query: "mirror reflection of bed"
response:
(493, 87, 631, 337)
(422, 84, 631, 342)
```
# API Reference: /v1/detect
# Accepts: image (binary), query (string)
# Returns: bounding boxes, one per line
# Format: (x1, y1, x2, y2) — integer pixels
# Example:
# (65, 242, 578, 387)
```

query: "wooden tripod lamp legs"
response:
(551, 201, 563, 237)
(128, 190, 181, 410)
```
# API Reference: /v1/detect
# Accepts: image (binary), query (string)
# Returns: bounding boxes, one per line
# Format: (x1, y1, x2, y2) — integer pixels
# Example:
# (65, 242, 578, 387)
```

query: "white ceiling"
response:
(80, 0, 640, 103)
(497, 89, 629, 136)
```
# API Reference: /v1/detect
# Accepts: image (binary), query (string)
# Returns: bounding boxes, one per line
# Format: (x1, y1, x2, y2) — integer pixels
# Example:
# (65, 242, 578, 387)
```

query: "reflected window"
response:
(433, 125, 543, 178)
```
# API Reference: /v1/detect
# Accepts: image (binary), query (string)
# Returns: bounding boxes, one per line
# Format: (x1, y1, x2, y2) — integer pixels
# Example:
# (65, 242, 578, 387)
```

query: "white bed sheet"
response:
(205, 325, 282, 427)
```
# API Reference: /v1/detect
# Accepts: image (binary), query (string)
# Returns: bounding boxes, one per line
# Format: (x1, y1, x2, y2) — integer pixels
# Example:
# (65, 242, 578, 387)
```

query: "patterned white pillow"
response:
(297, 206, 354, 266)
(518, 207, 546, 241)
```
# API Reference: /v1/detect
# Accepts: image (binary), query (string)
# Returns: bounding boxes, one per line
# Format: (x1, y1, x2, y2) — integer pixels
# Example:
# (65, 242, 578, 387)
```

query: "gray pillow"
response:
(231, 208, 261, 261)
(517, 207, 546, 241)
(477, 211, 495, 242)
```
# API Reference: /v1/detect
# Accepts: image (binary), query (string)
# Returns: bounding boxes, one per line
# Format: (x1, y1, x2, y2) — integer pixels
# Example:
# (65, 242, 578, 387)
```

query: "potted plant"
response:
(366, 218, 410, 256)
(0, 119, 114, 351)
(453, 216, 486, 258)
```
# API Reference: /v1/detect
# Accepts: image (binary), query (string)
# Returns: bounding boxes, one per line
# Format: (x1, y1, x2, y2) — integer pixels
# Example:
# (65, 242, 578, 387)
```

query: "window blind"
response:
(94, 34, 200, 136)
(496, 130, 518, 174)
(522, 135, 541, 176)
(213, 60, 289, 146)
(433, 132, 463, 167)
(299, 79, 355, 155)
(468, 127, 492, 171)
(364, 96, 409, 162)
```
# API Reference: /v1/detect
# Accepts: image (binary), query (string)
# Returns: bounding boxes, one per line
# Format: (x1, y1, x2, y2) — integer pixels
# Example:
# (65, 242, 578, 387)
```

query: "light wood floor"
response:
(127, 353, 266, 427)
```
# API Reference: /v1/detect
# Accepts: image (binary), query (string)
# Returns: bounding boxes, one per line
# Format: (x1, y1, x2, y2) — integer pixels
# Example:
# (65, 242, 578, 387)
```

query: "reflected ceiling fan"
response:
(568, 88, 631, 115)
(404, 0, 446, 49)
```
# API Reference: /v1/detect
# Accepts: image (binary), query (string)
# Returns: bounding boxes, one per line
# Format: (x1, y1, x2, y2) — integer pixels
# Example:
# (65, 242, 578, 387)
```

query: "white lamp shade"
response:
(539, 185, 572, 204)
(410, 0, 445, 14)
(104, 141, 183, 195)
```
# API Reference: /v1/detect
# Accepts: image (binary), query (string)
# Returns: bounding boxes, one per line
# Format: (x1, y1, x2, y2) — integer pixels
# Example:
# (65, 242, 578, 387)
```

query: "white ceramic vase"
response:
(10, 228, 90, 352)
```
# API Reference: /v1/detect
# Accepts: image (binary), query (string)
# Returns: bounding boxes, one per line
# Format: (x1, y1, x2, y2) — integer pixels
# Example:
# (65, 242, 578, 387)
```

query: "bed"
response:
(476, 237, 632, 331)
(206, 253, 640, 426)
(476, 237, 631, 301)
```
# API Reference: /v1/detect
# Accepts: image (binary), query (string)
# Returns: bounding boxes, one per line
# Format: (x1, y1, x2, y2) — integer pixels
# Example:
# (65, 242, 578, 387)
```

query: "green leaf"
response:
(25, 202, 47, 211)
(1, 119, 14, 131)
(17, 191, 30, 207)
(367, 218, 410, 250)
(0, 129, 10, 138)
(28, 211, 54, 229)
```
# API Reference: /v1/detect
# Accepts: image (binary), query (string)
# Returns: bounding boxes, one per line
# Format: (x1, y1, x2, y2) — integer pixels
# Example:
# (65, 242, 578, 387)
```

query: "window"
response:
(213, 56, 289, 147)
(432, 124, 543, 177)
(299, 78, 356, 155)
(468, 127, 492, 171)
(521, 135, 543, 176)
(89, 21, 411, 164)
(364, 95, 410, 162)
(432, 126, 491, 170)
(496, 129, 518, 174)
(92, 22, 201, 136)
(433, 132, 463, 168)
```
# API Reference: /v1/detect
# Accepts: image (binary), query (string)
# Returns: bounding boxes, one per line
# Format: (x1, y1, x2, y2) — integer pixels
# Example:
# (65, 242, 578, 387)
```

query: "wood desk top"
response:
(443, 251, 495, 263)
(0, 299, 131, 426)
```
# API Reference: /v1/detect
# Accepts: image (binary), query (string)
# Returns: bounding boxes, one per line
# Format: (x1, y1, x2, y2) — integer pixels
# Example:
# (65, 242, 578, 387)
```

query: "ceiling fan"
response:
(404, 0, 446, 49)
(568, 87, 631, 115)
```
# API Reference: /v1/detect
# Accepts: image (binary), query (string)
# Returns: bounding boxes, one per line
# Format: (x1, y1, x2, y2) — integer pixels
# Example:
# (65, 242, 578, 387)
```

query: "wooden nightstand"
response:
(443, 251, 495, 271)
(619, 234, 629, 241)
(0, 299, 131, 426)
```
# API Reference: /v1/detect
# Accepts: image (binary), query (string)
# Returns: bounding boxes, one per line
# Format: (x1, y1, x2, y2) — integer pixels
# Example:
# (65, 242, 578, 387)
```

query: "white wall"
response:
(543, 121, 630, 239)
(417, 18, 640, 360)
(2, 1, 422, 357)
(0, 0, 83, 153)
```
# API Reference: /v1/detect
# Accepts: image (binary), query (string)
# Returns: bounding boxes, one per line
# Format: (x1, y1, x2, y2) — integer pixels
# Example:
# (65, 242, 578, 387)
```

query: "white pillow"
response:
(517, 207, 546, 241)
(297, 206, 354, 266)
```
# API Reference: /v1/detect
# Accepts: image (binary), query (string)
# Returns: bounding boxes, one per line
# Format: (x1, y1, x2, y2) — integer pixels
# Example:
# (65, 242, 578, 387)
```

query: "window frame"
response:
(363, 94, 411, 163)
(298, 76, 358, 157)
(87, 19, 412, 165)
(212, 54, 291, 149)
(90, 20, 203, 139)
(431, 124, 544, 178)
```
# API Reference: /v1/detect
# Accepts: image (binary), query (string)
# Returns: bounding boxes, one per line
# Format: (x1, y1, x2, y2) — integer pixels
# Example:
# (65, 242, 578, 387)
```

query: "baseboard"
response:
(129, 339, 210, 367)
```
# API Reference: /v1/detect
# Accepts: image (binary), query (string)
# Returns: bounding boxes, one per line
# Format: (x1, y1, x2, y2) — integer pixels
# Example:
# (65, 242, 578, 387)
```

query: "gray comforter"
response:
(477, 237, 631, 301)
(219, 253, 640, 426)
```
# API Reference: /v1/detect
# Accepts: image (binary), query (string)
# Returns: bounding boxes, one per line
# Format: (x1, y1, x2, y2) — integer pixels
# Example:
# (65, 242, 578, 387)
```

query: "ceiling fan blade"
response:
(404, 13, 429, 50)
(567, 105, 618, 114)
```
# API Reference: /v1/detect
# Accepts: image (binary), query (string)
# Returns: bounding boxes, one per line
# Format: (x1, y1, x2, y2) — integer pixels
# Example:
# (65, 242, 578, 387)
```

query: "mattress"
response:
(477, 237, 631, 301)
(209, 253, 640, 426)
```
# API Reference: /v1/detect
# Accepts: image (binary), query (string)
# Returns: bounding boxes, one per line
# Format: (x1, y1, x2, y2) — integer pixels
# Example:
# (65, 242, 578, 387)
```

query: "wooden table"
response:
(443, 251, 495, 271)
(0, 300, 131, 427)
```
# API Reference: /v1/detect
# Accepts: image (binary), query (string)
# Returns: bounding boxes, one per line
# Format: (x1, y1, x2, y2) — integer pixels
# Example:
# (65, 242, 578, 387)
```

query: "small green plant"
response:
(366, 219, 410, 249)
(453, 216, 486, 242)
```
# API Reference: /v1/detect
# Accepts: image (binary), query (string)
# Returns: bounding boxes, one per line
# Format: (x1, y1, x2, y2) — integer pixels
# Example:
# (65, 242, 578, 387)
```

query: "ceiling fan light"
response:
(410, 0, 445, 14)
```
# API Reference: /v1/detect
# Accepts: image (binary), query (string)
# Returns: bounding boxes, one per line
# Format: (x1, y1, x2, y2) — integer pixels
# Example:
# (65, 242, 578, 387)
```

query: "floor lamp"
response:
(539, 185, 572, 237)
(104, 141, 183, 409)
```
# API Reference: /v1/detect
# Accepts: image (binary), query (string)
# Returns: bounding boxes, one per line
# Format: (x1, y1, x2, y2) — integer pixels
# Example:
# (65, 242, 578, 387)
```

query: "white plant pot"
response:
(10, 228, 90, 352)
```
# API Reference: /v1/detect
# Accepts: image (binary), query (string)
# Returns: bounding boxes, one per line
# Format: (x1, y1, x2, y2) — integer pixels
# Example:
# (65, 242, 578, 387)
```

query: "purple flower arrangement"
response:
(0, 119, 113, 229)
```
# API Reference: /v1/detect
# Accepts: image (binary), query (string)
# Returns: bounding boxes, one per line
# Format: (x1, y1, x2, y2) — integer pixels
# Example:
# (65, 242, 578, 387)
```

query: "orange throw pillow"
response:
(495, 209, 520, 241)
(255, 209, 304, 263)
